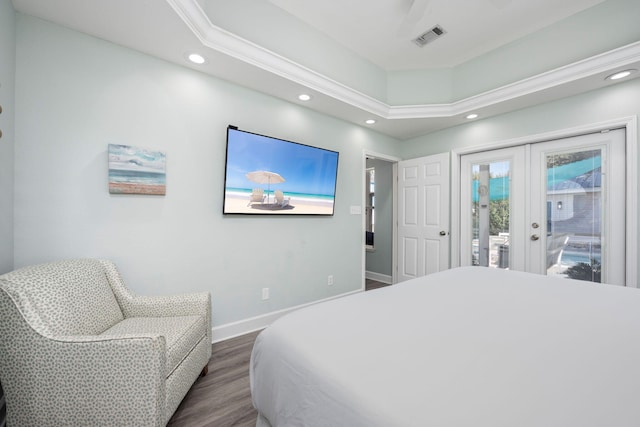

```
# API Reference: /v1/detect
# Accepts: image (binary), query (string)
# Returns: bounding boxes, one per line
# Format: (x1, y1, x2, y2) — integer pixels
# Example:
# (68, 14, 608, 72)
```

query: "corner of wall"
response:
(0, 0, 16, 275)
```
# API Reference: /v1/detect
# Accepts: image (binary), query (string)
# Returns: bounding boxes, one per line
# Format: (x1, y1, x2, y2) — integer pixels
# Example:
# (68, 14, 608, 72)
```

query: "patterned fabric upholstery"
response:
(101, 315, 206, 377)
(99, 259, 213, 350)
(0, 259, 124, 336)
(0, 259, 212, 427)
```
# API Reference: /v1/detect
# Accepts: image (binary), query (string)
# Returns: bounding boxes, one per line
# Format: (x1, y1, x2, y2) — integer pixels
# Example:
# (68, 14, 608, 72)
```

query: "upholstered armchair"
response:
(0, 258, 212, 426)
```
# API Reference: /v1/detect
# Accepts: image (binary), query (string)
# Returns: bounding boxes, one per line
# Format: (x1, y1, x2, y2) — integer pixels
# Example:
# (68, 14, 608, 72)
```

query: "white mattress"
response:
(250, 267, 640, 426)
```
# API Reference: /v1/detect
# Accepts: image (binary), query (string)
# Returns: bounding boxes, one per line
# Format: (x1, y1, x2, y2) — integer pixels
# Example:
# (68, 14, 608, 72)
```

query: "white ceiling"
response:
(9, 0, 640, 140)
(267, 0, 605, 70)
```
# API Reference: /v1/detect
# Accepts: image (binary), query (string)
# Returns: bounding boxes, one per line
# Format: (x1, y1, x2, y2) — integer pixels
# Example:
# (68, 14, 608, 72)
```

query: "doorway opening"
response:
(362, 151, 399, 287)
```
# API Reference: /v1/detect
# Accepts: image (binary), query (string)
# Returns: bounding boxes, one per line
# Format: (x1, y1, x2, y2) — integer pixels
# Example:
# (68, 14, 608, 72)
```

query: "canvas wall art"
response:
(108, 144, 166, 195)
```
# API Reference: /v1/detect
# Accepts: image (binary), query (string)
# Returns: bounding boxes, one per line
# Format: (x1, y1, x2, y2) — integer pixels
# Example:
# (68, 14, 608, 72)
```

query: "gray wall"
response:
(12, 14, 401, 329)
(365, 158, 393, 278)
(0, 0, 13, 419)
(0, 0, 15, 275)
(6, 4, 640, 332)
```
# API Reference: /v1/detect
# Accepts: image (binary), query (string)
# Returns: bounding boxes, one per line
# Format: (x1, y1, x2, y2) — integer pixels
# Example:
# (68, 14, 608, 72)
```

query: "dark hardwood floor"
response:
(168, 279, 389, 426)
(365, 278, 390, 291)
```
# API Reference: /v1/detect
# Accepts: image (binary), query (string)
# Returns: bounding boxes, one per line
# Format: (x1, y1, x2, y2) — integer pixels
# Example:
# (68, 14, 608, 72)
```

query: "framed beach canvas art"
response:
(108, 144, 166, 195)
(223, 126, 339, 215)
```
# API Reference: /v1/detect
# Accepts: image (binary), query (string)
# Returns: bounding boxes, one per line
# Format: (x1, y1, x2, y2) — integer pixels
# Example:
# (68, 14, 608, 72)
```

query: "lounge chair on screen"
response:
(247, 188, 265, 206)
(274, 190, 290, 207)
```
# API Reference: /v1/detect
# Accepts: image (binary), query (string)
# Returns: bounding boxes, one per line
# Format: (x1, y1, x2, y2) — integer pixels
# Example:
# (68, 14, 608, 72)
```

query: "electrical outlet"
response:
(262, 288, 269, 300)
(327, 275, 334, 286)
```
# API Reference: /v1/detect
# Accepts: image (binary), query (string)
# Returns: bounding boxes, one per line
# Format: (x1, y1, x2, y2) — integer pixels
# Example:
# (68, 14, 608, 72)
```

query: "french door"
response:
(460, 129, 626, 285)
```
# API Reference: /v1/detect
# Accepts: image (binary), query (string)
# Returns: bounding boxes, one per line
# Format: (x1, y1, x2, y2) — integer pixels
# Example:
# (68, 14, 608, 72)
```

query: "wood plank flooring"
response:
(168, 279, 389, 426)
(168, 330, 261, 427)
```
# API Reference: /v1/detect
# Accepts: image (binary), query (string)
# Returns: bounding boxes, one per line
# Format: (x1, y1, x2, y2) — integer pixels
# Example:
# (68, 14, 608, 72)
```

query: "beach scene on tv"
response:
(223, 129, 339, 215)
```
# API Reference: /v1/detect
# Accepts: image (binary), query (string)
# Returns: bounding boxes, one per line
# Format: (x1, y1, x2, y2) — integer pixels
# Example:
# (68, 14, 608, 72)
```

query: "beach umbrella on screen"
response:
(246, 170, 285, 204)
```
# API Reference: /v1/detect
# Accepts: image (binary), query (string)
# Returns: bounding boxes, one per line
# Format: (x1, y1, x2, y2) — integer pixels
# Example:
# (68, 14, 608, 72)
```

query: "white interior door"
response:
(459, 129, 627, 285)
(397, 152, 450, 282)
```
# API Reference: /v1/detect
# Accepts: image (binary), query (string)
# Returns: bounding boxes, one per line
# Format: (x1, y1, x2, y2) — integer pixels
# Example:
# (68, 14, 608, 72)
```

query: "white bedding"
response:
(250, 267, 640, 426)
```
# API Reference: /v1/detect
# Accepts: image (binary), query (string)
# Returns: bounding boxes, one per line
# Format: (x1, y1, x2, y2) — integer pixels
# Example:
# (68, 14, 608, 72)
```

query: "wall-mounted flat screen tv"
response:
(223, 126, 339, 215)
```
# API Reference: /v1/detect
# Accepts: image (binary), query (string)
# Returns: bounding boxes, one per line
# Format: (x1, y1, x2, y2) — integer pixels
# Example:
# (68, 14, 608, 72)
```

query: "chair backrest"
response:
(0, 259, 124, 336)
(275, 190, 284, 202)
(250, 188, 264, 202)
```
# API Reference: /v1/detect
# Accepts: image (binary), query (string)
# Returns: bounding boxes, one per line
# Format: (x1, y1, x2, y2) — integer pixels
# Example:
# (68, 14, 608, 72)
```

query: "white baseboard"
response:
(211, 289, 363, 343)
(365, 270, 392, 284)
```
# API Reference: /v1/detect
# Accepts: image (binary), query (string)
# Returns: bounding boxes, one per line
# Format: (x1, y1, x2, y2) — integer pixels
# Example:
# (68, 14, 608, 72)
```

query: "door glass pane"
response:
(471, 160, 511, 268)
(546, 149, 602, 282)
(365, 168, 375, 247)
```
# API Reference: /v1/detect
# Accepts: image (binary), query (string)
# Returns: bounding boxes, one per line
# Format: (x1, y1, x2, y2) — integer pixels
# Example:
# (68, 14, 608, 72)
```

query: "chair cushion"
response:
(100, 315, 207, 376)
(0, 259, 124, 336)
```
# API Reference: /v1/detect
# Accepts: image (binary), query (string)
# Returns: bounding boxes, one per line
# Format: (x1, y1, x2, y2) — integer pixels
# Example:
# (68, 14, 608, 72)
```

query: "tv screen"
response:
(223, 126, 339, 215)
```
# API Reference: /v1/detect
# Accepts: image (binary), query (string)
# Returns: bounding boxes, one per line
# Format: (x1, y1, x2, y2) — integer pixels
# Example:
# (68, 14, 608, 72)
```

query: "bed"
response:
(250, 267, 640, 426)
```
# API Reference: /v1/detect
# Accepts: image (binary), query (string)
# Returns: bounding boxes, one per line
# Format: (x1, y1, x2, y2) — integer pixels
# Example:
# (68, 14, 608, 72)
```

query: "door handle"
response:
(439, 231, 447, 236)
(530, 234, 540, 241)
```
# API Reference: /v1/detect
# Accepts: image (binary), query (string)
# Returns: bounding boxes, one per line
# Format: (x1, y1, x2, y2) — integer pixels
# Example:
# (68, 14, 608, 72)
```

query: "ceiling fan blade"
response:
(397, 0, 431, 37)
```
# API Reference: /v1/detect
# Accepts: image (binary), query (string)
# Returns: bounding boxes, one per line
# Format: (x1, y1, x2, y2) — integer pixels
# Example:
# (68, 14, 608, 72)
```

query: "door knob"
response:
(439, 231, 447, 236)
(530, 234, 540, 241)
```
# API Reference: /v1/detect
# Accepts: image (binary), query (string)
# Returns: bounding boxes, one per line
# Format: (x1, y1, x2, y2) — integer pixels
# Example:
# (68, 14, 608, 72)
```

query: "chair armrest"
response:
(2, 328, 167, 427)
(119, 292, 212, 354)
(98, 259, 211, 324)
(98, 259, 212, 347)
(120, 291, 211, 319)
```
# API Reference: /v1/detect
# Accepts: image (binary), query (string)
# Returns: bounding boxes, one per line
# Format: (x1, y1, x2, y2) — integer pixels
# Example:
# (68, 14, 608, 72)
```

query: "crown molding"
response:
(167, 0, 640, 121)
(390, 40, 640, 119)
(166, 0, 390, 117)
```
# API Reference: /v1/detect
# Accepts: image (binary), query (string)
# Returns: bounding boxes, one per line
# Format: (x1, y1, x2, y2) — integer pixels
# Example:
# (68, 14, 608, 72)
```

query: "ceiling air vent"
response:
(413, 25, 446, 47)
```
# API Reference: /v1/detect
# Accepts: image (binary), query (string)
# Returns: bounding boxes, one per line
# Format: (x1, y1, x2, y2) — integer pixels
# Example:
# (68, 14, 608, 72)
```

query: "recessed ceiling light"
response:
(365, 119, 376, 125)
(606, 69, 637, 81)
(298, 94, 311, 101)
(187, 53, 206, 65)
(466, 113, 479, 120)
